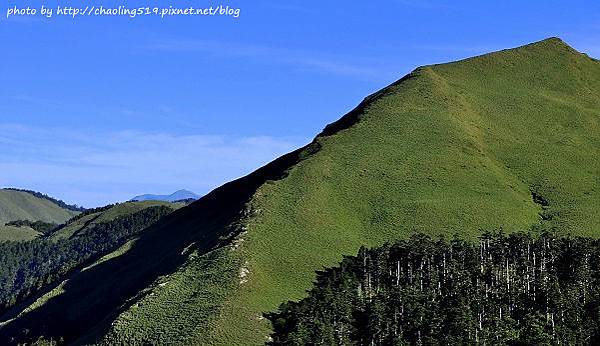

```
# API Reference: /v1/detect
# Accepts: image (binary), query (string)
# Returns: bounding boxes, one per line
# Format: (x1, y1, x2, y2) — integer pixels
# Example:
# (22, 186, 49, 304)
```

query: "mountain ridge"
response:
(192, 36, 600, 343)
(1, 37, 599, 344)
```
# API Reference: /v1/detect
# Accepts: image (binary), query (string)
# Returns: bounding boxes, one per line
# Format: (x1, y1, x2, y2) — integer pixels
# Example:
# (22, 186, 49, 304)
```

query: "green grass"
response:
(0, 225, 41, 242)
(200, 38, 600, 344)
(0, 189, 78, 225)
(3, 38, 599, 345)
(99, 247, 241, 345)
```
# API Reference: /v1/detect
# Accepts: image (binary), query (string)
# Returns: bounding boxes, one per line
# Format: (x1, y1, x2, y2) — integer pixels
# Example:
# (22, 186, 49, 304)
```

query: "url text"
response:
(6, 5, 241, 19)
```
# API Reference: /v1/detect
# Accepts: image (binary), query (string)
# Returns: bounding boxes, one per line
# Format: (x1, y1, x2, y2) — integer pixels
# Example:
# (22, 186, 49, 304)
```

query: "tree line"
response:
(268, 232, 600, 345)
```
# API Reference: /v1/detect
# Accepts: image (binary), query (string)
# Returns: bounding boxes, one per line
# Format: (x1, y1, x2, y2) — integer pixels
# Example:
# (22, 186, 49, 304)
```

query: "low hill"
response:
(0, 189, 80, 225)
(1, 38, 599, 344)
(131, 190, 200, 202)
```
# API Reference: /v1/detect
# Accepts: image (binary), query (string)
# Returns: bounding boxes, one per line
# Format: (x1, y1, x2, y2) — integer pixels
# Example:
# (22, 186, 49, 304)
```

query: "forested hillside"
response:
(268, 233, 600, 345)
(0, 201, 182, 341)
(0, 205, 173, 312)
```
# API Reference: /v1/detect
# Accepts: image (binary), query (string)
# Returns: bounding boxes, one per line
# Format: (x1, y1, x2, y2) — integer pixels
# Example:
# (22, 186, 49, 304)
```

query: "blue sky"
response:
(1, 0, 599, 207)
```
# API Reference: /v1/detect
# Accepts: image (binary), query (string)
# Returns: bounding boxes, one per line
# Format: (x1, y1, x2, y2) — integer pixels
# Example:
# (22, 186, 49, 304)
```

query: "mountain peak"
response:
(522, 36, 577, 52)
(538, 36, 567, 45)
(493, 36, 596, 65)
(173, 189, 193, 194)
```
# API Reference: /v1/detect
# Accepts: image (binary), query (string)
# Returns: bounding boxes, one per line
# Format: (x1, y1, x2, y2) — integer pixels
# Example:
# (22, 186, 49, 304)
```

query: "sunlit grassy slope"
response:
(192, 37, 600, 344)
(2, 38, 599, 345)
(0, 226, 40, 242)
(0, 190, 78, 225)
(100, 38, 600, 345)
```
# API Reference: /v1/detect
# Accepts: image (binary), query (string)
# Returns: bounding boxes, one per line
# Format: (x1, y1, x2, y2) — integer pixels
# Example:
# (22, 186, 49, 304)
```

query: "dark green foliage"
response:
(172, 198, 197, 205)
(0, 206, 172, 312)
(59, 204, 115, 225)
(5, 220, 57, 234)
(268, 233, 600, 345)
(3, 188, 85, 212)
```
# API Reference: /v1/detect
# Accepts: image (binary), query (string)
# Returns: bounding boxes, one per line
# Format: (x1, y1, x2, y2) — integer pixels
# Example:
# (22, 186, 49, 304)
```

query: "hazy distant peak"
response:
(130, 190, 200, 202)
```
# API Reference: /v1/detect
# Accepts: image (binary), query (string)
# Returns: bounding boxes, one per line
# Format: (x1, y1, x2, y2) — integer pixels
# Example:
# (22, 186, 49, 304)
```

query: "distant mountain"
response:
(0, 188, 80, 225)
(130, 189, 200, 202)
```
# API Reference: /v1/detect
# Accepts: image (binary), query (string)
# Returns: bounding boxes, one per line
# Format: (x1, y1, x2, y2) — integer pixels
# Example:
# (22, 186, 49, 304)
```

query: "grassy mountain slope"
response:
(202, 37, 600, 344)
(0, 226, 40, 242)
(0, 189, 78, 225)
(1, 38, 599, 345)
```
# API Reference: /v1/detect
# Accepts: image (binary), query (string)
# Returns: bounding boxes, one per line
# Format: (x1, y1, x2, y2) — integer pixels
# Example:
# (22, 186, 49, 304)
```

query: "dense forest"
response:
(0, 206, 172, 311)
(268, 232, 600, 345)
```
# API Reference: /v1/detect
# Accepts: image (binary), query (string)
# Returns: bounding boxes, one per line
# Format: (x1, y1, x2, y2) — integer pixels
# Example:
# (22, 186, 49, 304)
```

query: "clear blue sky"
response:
(1, 0, 598, 207)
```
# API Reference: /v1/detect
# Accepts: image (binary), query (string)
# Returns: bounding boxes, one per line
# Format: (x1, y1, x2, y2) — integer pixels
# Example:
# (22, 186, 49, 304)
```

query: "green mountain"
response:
(0, 189, 81, 242)
(0, 189, 79, 225)
(1, 37, 599, 344)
